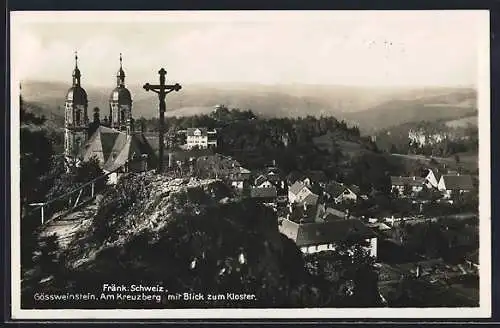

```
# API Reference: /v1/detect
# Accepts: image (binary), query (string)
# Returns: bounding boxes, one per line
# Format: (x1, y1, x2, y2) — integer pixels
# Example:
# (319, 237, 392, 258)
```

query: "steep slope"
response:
(24, 172, 317, 308)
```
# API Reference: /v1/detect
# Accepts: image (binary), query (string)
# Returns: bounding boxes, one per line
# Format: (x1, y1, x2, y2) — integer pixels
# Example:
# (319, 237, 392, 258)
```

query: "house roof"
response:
(326, 181, 347, 198)
(81, 126, 155, 172)
(324, 207, 346, 220)
(289, 181, 306, 195)
(299, 192, 319, 206)
(289, 204, 319, 223)
(366, 222, 392, 231)
(441, 174, 474, 190)
(250, 186, 278, 199)
(239, 167, 251, 174)
(280, 218, 376, 247)
(254, 174, 268, 186)
(186, 128, 217, 137)
(266, 171, 281, 182)
(390, 176, 425, 186)
(348, 184, 361, 195)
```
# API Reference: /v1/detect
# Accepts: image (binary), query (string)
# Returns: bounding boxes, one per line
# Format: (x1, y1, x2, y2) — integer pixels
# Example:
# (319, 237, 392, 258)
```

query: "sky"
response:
(11, 10, 488, 87)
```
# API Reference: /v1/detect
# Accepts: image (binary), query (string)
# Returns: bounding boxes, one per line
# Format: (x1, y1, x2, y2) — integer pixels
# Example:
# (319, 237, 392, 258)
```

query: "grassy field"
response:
(389, 152, 478, 174)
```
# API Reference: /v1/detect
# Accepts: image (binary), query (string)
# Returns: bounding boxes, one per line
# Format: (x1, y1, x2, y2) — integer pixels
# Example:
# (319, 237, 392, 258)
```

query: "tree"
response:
(76, 156, 107, 192)
(303, 244, 381, 307)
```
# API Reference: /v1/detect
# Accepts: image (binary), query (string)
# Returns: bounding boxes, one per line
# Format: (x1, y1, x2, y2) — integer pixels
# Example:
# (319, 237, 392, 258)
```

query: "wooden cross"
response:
(143, 68, 182, 172)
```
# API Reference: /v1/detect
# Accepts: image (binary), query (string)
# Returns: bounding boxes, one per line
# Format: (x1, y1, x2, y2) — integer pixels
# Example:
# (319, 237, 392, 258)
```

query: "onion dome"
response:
(110, 53, 132, 104)
(66, 51, 88, 105)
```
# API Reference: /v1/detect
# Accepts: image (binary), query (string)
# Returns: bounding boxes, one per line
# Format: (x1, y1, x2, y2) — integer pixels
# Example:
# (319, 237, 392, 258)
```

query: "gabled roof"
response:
(326, 181, 347, 198)
(289, 204, 319, 223)
(299, 192, 319, 206)
(289, 181, 306, 195)
(266, 171, 281, 182)
(250, 186, 278, 199)
(440, 174, 474, 190)
(82, 126, 155, 172)
(239, 167, 251, 174)
(280, 218, 376, 247)
(254, 174, 268, 186)
(390, 176, 425, 186)
(187, 127, 209, 137)
(324, 207, 346, 220)
(348, 184, 361, 195)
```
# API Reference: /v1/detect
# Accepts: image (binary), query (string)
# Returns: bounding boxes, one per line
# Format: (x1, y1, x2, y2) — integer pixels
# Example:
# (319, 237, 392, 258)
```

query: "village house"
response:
(279, 218, 378, 257)
(229, 166, 252, 190)
(437, 174, 474, 198)
(296, 188, 320, 206)
(185, 128, 217, 150)
(324, 181, 360, 204)
(250, 186, 278, 206)
(390, 176, 425, 196)
(422, 168, 439, 189)
(288, 181, 307, 204)
(254, 167, 287, 196)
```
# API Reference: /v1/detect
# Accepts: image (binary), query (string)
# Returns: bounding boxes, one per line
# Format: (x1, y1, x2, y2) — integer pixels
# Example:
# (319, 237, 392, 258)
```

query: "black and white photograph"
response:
(10, 10, 491, 319)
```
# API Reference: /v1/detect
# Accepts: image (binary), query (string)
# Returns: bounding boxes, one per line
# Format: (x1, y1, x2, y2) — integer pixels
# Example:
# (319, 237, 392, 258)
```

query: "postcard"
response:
(10, 10, 491, 320)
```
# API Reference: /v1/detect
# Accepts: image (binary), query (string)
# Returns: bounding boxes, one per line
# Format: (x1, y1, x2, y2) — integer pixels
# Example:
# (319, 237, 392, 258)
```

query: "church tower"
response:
(64, 51, 89, 167)
(109, 53, 133, 132)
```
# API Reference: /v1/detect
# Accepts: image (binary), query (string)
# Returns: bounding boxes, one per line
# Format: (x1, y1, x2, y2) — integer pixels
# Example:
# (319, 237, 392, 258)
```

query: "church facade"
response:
(63, 53, 155, 179)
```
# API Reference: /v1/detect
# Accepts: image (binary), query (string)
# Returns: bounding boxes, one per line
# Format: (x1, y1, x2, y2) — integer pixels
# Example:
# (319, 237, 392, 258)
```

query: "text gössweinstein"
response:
(34, 284, 256, 303)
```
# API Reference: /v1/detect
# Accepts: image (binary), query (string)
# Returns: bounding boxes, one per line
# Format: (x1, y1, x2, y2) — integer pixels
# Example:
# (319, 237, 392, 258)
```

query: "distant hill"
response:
(445, 115, 478, 128)
(342, 89, 477, 134)
(21, 80, 476, 133)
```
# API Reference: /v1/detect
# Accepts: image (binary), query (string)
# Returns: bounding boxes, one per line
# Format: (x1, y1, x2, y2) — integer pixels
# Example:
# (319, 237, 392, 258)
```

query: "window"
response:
(75, 110, 81, 124)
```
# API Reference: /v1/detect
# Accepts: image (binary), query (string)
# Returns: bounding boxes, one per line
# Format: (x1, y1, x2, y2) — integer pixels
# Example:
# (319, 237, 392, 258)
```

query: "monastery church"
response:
(63, 52, 155, 180)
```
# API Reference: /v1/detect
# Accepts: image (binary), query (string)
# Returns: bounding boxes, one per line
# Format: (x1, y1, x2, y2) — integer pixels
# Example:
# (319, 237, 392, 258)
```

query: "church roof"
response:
(109, 85, 132, 104)
(66, 86, 88, 105)
(81, 126, 155, 172)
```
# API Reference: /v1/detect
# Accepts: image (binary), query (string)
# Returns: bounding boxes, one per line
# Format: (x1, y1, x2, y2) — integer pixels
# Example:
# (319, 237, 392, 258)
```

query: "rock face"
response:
(56, 172, 312, 308)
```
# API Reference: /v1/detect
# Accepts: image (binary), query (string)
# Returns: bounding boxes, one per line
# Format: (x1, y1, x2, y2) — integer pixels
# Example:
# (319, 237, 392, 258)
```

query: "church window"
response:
(75, 109, 81, 125)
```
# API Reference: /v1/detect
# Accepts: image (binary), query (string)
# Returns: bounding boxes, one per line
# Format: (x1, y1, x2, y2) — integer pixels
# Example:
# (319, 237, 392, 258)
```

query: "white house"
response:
(230, 167, 251, 189)
(186, 128, 217, 149)
(390, 176, 425, 196)
(279, 218, 378, 258)
(288, 181, 307, 203)
(423, 169, 439, 189)
(437, 174, 474, 198)
(324, 182, 359, 204)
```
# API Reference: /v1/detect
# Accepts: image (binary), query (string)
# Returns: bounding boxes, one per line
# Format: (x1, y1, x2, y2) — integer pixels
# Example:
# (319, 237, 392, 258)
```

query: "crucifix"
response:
(143, 68, 182, 172)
